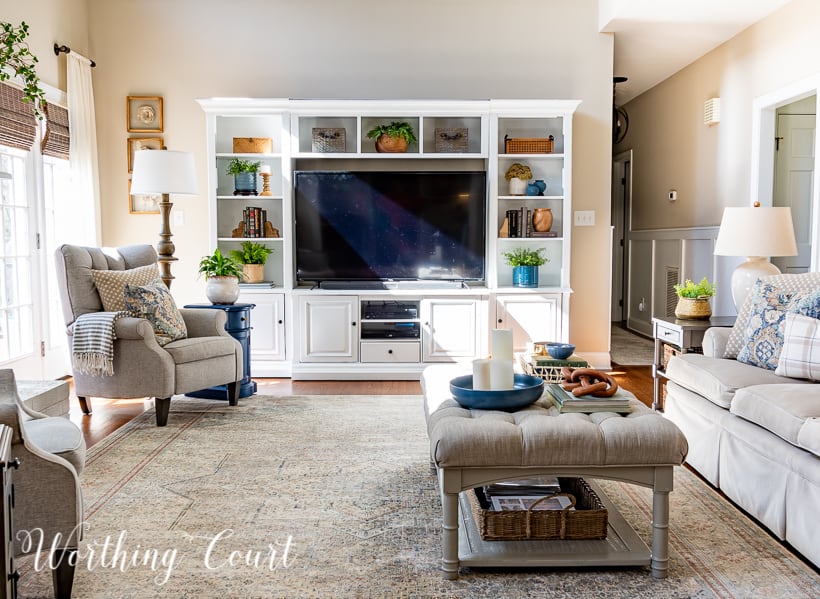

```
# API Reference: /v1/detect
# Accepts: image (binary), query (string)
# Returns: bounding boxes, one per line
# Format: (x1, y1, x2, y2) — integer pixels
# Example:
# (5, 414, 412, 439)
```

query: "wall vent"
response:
(665, 266, 680, 317)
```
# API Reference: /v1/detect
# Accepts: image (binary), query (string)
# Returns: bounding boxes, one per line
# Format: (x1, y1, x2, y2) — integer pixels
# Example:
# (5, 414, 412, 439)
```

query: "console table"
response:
(652, 315, 735, 410)
(184, 303, 257, 399)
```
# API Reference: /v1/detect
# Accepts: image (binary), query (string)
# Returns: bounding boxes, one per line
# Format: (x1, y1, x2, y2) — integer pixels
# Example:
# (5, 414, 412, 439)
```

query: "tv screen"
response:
(294, 171, 486, 283)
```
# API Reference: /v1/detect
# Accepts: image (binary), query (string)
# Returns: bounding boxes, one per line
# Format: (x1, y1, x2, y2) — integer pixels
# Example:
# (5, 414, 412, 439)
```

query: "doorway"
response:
(611, 150, 632, 323)
(772, 95, 816, 273)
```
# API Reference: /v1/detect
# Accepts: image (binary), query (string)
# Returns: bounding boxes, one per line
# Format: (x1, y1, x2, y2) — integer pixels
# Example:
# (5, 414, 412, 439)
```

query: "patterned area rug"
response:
(611, 324, 656, 365)
(16, 395, 819, 598)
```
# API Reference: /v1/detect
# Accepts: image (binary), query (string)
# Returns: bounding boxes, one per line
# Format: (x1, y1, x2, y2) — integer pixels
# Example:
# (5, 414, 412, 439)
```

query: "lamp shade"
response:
(130, 150, 197, 195)
(713, 206, 797, 258)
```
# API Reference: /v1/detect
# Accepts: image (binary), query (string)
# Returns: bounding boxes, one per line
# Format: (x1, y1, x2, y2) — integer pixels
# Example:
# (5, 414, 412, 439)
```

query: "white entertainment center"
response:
(197, 99, 579, 380)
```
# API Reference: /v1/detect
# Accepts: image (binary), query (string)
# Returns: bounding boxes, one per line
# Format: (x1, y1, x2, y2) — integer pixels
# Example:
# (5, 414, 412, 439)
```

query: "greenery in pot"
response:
(502, 247, 548, 267)
(504, 163, 532, 181)
(365, 121, 418, 145)
(198, 248, 244, 280)
(225, 158, 261, 175)
(229, 241, 273, 265)
(674, 277, 716, 298)
(0, 21, 45, 119)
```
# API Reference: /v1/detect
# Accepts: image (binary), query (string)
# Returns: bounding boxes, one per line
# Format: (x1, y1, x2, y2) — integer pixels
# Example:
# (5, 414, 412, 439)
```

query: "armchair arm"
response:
(66, 316, 155, 341)
(179, 308, 229, 338)
(702, 327, 731, 358)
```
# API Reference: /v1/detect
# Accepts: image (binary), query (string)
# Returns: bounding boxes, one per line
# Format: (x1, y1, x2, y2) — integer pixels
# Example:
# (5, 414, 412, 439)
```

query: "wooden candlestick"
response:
(260, 172, 273, 196)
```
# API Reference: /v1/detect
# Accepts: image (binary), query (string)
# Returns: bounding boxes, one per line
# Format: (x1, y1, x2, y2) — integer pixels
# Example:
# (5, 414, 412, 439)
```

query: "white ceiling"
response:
(600, 0, 795, 104)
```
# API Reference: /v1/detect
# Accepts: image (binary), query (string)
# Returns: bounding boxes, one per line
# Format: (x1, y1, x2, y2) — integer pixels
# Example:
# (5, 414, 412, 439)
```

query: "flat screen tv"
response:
(294, 171, 486, 283)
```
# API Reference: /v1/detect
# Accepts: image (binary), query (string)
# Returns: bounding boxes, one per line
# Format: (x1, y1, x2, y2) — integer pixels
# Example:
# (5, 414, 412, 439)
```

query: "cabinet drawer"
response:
(655, 324, 682, 347)
(360, 342, 420, 363)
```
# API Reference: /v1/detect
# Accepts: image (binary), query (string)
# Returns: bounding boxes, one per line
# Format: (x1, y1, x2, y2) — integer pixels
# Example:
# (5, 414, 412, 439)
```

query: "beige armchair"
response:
(0, 369, 85, 599)
(55, 244, 243, 427)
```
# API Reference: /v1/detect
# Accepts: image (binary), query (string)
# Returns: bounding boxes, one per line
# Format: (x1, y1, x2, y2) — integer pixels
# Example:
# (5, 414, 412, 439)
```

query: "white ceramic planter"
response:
(508, 177, 527, 195)
(205, 276, 240, 305)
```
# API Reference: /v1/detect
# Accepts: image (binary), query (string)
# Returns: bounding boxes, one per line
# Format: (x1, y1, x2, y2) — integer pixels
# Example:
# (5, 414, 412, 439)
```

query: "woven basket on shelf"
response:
(434, 127, 468, 153)
(468, 477, 608, 541)
(232, 137, 272, 153)
(312, 128, 346, 153)
(504, 134, 554, 154)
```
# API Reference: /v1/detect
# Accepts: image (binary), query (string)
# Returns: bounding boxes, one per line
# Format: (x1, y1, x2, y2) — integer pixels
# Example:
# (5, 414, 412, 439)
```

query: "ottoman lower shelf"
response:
(457, 478, 650, 569)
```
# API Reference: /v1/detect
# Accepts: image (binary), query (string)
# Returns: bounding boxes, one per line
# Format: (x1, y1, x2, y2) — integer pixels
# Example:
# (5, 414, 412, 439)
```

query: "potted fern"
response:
(230, 241, 273, 284)
(366, 121, 417, 153)
(502, 247, 548, 288)
(198, 248, 244, 304)
(226, 158, 261, 196)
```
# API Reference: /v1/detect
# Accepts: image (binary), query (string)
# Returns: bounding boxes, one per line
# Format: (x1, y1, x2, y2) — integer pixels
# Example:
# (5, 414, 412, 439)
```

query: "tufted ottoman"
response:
(421, 365, 688, 580)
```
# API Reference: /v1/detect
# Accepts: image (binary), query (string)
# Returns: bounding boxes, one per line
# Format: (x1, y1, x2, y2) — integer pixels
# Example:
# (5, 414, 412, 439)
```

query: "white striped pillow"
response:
(775, 313, 820, 380)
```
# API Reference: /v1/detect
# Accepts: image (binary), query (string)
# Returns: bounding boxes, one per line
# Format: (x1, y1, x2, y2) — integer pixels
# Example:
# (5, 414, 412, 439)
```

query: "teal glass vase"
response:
(512, 265, 539, 288)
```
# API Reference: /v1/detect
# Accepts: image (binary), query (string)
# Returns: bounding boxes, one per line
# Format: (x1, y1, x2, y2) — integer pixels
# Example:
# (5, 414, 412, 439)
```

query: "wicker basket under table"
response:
(468, 477, 608, 541)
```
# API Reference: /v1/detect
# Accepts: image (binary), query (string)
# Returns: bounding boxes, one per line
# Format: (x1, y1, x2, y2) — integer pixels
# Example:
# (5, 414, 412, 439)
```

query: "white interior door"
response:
(773, 113, 815, 273)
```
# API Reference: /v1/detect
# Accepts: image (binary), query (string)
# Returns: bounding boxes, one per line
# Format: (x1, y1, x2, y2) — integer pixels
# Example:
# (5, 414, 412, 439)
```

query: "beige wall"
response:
(615, 0, 820, 231)
(2, 0, 90, 92)
(18, 0, 614, 354)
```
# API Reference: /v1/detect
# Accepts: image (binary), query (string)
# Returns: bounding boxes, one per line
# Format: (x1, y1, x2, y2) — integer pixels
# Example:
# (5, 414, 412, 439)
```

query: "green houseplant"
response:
(673, 277, 716, 320)
(198, 248, 244, 304)
(366, 121, 417, 153)
(226, 158, 261, 196)
(229, 241, 273, 283)
(502, 247, 548, 288)
(0, 21, 45, 119)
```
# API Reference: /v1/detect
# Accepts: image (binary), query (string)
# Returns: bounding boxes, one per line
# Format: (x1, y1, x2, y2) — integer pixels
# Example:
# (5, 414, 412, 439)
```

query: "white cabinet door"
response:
(422, 298, 480, 362)
(494, 294, 563, 352)
(299, 296, 358, 362)
(239, 292, 286, 369)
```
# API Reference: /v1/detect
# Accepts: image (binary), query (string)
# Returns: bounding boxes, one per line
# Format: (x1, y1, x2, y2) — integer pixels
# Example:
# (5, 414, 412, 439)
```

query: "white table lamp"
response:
(713, 205, 797, 311)
(130, 150, 197, 288)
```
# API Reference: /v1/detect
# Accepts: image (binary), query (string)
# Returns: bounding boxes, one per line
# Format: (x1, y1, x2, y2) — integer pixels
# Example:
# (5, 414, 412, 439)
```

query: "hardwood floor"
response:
(68, 366, 653, 448)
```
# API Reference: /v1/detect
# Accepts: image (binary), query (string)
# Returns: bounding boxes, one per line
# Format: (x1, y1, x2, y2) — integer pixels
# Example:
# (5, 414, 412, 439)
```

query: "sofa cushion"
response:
(123, 281, 187, 346)
(163, 336, 236, 365)
(665, 354, 808, 409)
(725, 272, 820, 359)
(736, 283, 820, 370)
(798, 418, 820, 457)
(775, 313, 820, 381)
(90, 263, 161, 311)
(731, 384, 820, 457)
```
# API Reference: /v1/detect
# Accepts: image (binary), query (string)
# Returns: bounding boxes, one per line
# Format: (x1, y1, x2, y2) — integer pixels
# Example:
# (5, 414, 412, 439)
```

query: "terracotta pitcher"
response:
(532, 208, 553, 232)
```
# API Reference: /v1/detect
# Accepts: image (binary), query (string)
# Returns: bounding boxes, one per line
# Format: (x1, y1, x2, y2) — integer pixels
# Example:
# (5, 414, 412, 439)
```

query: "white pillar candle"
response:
(490, 358, 514, 390)
(472, 359, 492, 390)
(258, 164, 272, 175)
(491, 329, 514, 362)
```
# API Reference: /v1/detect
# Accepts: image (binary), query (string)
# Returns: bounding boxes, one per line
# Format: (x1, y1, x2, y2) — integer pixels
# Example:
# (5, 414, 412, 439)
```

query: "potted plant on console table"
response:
(502, 247, 548, 288)
(673, 277, 716, 320)
(230, 241, 273, 284)
(198, 248, 244, 304)
(366, 121, 417, 153)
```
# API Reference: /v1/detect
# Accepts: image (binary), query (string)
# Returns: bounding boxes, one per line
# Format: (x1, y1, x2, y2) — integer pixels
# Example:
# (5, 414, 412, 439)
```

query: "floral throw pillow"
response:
(91, 264, 162, 312)
(123, 281, 187, 346)
(737, 283, 820, 370)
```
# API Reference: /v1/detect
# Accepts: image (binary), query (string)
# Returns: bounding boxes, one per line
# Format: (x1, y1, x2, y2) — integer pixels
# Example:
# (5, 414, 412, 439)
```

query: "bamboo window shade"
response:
(0, 83, 37, 151)
(41, 102, 70, 159)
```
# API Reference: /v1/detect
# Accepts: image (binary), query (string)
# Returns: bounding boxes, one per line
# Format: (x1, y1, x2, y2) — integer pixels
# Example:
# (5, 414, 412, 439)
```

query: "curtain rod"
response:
(53, 43, 96, 68)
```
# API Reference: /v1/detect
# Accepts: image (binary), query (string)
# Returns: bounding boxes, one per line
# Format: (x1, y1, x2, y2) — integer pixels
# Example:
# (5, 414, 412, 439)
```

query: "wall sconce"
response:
(704, 98, 721, 126)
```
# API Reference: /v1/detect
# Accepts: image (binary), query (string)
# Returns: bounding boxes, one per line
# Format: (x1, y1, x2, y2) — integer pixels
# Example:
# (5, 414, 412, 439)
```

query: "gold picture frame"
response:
(126, 96, 163, 132)
(127, 136, 163, 173)
(128, 179, 161, 214)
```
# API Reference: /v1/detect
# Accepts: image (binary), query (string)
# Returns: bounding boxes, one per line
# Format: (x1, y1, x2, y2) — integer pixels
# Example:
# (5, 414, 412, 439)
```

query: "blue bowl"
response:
(449, 374, 544, 411)
(546, 343, 575, 360)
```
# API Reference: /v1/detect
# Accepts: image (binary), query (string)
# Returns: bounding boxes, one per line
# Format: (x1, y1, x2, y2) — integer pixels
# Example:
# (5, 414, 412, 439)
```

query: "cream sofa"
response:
(664, 326, 820, 568)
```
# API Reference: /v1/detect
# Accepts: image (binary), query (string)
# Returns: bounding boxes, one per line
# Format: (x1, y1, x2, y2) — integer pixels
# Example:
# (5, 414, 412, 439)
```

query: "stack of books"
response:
(242, 206, 268, 238)
(505, 207, 559, 238)
(547, 383, 632, 414)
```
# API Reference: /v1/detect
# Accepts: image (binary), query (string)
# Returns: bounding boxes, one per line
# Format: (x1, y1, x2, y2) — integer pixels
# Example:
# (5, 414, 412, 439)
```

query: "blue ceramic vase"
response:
(512, 265, 539, 288)
(233, 172, 258, 196)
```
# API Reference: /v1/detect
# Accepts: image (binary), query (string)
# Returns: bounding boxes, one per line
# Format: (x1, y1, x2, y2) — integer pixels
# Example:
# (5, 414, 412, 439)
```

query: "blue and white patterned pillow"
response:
(737, 283, 820, 370)
(123, 281, 187, 346)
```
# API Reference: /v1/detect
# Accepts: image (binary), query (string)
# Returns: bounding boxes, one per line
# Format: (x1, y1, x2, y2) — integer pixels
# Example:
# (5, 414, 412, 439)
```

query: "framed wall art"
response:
(128, 179, 161, 214)
(127, 136, 163, 173)
(127, 95, 163, 132)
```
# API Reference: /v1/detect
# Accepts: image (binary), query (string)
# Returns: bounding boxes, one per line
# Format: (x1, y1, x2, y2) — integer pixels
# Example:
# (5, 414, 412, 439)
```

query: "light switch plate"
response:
(574, 210, 595, 226)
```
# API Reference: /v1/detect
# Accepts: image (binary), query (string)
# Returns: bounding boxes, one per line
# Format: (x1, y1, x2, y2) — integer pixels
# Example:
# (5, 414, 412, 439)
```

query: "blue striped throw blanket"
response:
(72, 311, 128, 376)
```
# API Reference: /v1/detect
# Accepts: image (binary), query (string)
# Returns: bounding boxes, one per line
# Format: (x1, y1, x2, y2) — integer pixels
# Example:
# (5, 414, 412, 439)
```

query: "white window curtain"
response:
(66, 52, 100, 245)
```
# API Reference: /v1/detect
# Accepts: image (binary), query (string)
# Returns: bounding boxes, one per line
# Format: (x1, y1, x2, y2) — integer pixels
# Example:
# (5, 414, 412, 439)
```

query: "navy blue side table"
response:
(184, 303, 257, 400)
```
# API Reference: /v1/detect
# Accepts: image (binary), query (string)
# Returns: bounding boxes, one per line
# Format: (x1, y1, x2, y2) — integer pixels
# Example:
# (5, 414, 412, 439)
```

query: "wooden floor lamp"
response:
(130, 150, 198, 288)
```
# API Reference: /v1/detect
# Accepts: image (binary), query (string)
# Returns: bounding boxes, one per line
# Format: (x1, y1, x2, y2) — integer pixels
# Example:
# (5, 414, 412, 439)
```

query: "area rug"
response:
(611, 324, 656, 365)
(16, 395, 819, 598)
